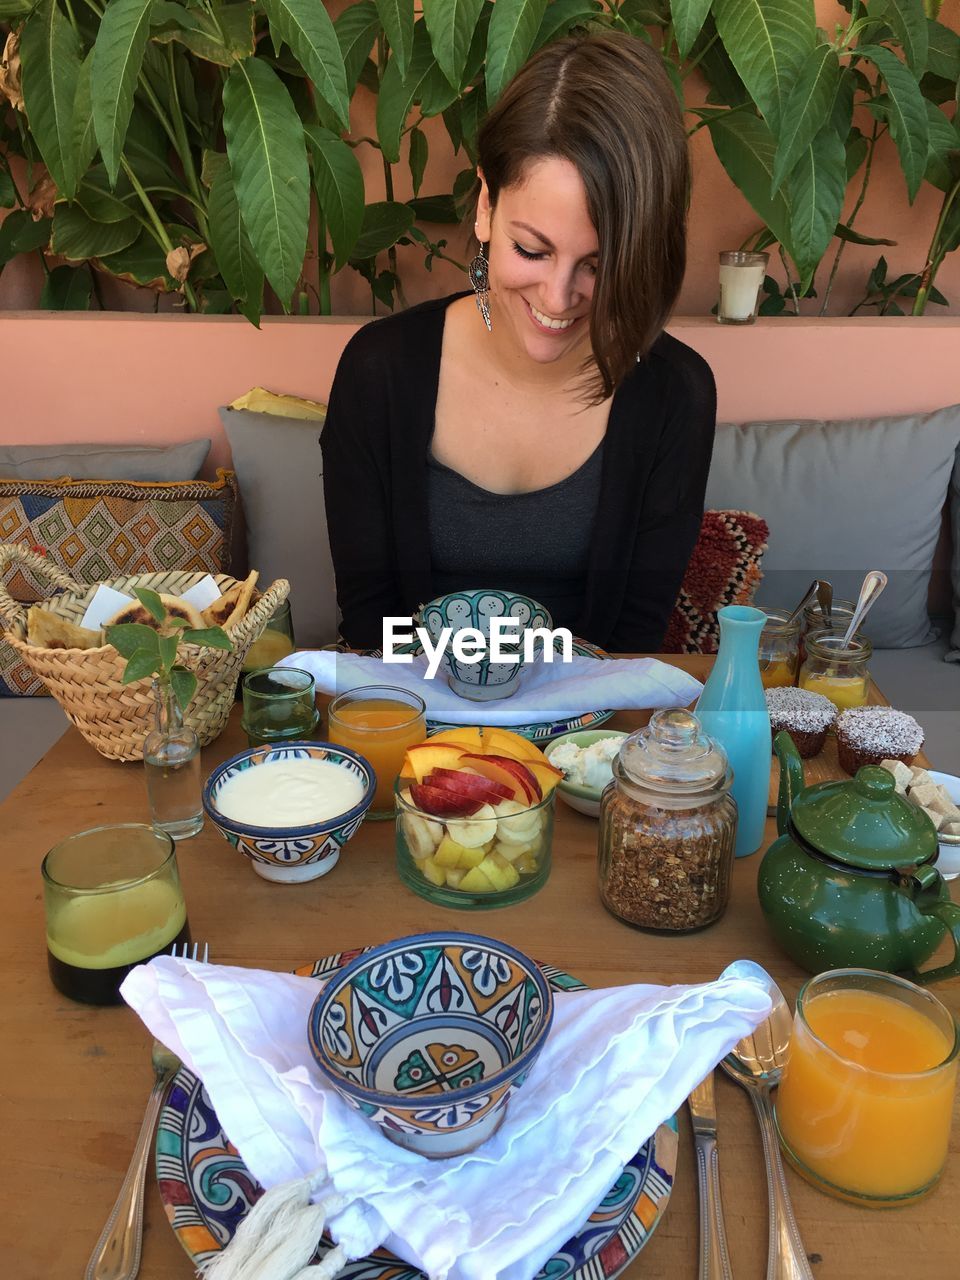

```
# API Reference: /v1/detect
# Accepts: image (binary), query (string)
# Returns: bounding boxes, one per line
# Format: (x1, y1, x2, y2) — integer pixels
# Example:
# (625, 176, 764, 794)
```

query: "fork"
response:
(85, 941, 209, 1280)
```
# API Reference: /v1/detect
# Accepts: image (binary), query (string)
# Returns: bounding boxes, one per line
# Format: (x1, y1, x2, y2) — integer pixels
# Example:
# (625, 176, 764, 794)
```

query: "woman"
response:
(322, 30, 715, 652)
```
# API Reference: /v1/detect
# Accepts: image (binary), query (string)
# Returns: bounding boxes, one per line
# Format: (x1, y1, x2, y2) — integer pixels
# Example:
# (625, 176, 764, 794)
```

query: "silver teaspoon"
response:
(841, 569, 888, 648)
(721, 979, 814, 1280)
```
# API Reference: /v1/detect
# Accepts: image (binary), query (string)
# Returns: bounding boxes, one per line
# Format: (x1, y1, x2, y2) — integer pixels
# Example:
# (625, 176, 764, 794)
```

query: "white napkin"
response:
(122, 956, 771, 1280)
(278, 650, 702, 725)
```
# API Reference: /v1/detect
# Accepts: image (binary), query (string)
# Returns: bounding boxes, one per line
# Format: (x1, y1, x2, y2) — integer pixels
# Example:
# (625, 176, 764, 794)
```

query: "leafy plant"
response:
(105, 586, 232, 711)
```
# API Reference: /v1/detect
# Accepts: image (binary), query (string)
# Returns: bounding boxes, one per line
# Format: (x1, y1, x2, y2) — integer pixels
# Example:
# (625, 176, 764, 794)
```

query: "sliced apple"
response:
(409, 782, 482, 819)
(426, 767, 513, 805)
(402, 742, 467, 783)
(460, 753, 540, 803)
(524, 758, 563, 796)
(428, 726, 483, 751)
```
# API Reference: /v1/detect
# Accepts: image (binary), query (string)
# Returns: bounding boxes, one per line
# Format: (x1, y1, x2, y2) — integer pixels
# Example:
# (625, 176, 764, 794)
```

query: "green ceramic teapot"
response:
(758, 731, 960, 983)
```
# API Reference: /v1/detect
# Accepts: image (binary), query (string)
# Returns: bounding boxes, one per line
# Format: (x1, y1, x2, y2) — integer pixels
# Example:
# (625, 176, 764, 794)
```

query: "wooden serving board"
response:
(767, 732, 846, 815)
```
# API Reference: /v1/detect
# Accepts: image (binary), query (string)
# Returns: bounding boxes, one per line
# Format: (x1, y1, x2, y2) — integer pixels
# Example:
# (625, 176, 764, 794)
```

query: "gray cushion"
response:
(220, 407, 336, 647)
(870, 637, 960, 769)
(0, 439, 210, 481)
(705, 406, 960, 648)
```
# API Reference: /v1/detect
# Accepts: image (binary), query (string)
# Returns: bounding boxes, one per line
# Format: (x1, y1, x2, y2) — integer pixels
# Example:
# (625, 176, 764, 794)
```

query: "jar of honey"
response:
(799, 628, 872, 711)
(758, 607, 800, 688)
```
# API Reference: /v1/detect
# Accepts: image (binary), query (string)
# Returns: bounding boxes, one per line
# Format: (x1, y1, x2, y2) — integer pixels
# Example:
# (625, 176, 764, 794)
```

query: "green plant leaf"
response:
(485, 0, 548, 107)
(0, 211, 52, 267)
(170, 664, 197, 711)
(158, 631, 178, 670)
(923, 99, 960, 191)
(712, 0, 816, 135)
(926, 18, 960, 81)
(335, 0, 379, 96)
(442, 99, 463, 152)
(182, 626, 233, 649)
(150, 2, 255, 66)
(857, 44, 929, 201)
(222, 56, 311, 310)
(51, 204, 139, 259)
(97, 231, 176, 290)
(844, 127, 868, 180)
(375, 0, 415, 80)
(305, 126, 365, 270)
(771, 45, 839, 194)
(419, 56, 462, 117)
(422, 0, 483, 88)
(0, 0, 38, 13)
(91, 0, 155, 187)
(71, 52, 99, 184)
(671, 0, 714, 60)
(40, 264, 93, 309)
(787, 126, 846, 292)
(708, 111, 794, 251)
(872, 0, 928, 77)
(261, 0, 350, 130)
(409, 126, 428, 196)
(531, 0, 597, 52)
(133, 585, 166, 623)
(205, 154, 265, 319)
(834, 221, 897, 245)
(828, 65, 856, 141)
(76, 174, 137, 223)
(0, 172, 16, 208)
(349, 200, 415, 260)
(376, 22, 438, 163)
(121, 646, 161, 684)
(106, 622, 161, 659)
(408, 193, 459, 222)
(459, 83, 487, 162)
(20, 0, 83, 198)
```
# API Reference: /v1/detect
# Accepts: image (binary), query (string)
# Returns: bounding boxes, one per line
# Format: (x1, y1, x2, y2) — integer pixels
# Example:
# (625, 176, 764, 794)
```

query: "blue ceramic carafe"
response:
(695, 606, 770, 857)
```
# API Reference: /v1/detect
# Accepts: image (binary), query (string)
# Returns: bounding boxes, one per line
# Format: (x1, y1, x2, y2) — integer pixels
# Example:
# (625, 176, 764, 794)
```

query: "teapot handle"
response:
(907, 875, 960, 984)
(773, 732, 804, 838)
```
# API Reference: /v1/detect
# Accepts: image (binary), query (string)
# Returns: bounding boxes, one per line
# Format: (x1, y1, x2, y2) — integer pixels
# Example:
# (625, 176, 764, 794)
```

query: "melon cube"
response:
(460, 865, 497, 893)
(420, 856, 446, 887)
(435, 835, 471, 868)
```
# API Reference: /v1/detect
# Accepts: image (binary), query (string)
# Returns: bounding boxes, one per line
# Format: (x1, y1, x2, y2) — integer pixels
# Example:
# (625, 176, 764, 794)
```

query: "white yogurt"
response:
(550, 735, 625, 790)
(215, 759, 364, 827)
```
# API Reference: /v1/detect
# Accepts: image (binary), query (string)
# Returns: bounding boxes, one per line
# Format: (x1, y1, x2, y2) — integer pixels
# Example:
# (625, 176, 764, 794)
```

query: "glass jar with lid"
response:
(799, 627, 872, 712)
(598, 709, 738, 933)
(758, 606, 801, 689)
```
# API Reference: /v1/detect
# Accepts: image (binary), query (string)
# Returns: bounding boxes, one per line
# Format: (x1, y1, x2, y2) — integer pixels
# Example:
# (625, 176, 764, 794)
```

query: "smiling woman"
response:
(321, 31, 716, 653)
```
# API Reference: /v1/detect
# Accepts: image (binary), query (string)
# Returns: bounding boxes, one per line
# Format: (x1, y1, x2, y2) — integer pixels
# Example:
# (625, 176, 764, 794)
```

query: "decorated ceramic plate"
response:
(156, 953, 678, 1280)
(366, 638, 615, 743)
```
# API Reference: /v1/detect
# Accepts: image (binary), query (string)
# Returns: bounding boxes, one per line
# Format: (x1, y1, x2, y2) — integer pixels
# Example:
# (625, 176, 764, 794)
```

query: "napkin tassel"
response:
(198, 1174, 347, 1280)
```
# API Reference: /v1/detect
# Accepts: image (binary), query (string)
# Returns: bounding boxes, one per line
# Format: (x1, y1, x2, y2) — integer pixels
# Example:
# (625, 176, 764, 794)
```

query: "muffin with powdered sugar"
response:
(835, 706, 924, 775)
(765, 686, 836, 759)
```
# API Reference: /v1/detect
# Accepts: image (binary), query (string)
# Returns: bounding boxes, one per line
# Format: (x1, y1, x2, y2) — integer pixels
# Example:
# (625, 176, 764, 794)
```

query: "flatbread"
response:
(105, 593, 205, 634)
(27, 606, 103, 650)
(202, 570, 258, 631)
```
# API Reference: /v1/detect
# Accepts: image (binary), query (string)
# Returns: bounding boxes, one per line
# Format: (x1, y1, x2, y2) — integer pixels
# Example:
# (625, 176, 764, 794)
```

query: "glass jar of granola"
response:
(598, 709, 737, 933)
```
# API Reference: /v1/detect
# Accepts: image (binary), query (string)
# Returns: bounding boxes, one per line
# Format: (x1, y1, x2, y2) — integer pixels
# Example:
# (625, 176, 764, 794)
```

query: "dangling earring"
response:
(468, 243, 492, 332)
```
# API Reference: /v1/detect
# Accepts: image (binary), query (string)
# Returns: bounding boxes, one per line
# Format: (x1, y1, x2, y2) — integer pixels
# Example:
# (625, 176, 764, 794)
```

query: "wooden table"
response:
(2, 655, 958, 1279)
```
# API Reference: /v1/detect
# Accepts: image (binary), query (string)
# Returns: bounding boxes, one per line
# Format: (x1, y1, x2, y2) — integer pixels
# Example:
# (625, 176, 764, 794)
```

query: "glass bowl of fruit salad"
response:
(395, 726, 561, 908)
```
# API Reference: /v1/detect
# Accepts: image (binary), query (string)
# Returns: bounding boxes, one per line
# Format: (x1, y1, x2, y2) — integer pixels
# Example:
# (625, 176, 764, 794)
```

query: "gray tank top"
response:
(427, 442, 604, 631)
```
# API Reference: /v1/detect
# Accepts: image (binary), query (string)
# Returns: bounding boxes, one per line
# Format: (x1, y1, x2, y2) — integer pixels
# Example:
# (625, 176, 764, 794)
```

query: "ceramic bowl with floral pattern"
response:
(419, 590, 553, 701)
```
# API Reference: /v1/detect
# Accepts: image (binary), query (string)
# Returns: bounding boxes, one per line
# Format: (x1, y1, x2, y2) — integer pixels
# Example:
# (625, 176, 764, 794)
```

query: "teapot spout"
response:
(774, 731, 804, 836)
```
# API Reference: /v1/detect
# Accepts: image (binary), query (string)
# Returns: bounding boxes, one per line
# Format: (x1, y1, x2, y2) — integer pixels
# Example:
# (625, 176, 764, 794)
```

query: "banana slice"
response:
(445, 803, 498, 849)
(401, 796, 443, 860)
(493, 799, 541, 845)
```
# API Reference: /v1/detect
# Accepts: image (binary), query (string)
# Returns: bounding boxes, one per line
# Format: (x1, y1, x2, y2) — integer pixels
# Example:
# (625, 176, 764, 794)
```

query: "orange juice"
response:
(328, 688, 426, 818)
(776, 978, 959, 1203)
(799, 672, 868, 710)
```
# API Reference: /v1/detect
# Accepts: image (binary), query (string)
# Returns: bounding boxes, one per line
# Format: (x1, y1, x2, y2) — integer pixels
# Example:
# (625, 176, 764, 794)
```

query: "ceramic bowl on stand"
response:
(419, 589, 552, 701)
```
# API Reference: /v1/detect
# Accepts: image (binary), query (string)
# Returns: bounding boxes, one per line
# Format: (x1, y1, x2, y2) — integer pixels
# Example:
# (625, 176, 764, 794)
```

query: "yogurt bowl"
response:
(203, 741, 375, 883)
(419, 589, 552, 701)
(545, 729, 628, 818)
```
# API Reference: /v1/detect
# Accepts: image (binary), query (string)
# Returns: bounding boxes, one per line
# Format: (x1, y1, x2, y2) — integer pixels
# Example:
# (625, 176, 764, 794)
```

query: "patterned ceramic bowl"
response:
(307, 931, 554, 1157)
(202, 741, 375, 884)
(419, 590, 553, 701)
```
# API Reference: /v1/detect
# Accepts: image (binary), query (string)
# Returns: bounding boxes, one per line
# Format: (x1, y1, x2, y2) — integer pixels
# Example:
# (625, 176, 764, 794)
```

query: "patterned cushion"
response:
(0, 471, 238, 695)
(662, 510, 770, 654)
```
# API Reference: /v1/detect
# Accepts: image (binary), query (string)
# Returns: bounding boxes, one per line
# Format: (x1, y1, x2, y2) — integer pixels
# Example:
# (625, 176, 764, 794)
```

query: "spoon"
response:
(721, 978, 814, 1280)
(815, 579, 833, 627)
(841, 569, 888, 647)
(783, 580, 821, 629)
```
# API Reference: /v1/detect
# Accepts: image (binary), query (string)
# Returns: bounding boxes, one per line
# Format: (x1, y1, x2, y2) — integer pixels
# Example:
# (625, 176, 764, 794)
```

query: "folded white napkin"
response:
(278, 651, 702, 725)
(122, 956, 771, 1280)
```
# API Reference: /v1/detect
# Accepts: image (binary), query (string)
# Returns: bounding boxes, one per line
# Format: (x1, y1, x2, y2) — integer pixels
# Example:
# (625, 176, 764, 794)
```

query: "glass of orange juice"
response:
(327, 686, 427, 820)
(775, 968, 959, 1206)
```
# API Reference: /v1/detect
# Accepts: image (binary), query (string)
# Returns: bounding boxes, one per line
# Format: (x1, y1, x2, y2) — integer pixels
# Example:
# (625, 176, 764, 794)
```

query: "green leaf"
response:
(409, 126, 428, 196)
(133, 585, 166, 623)
(20, 0, 83, 198)
(376, 22, 438, 163)
(169, 664, 197, 711)
(671, 0, 714, 60)
(408, 193, 459, 222)
(923, 99, 960, 191)
(828, 66, 856, 141)
(834, 221, 896, 246)
(419, 57, 462, 117)
(105, 622, 161, 659)
(442, 100, 463, 152)
(349, 200, 415, 260)
(485, 0, 548, 106)
(856, 44, 929, 201)
(97, 231, 176, 290)
(707, 111, 794, 251)
(872, 0, 928, 77)
(0, 0, 39, 13)
(375, 0, 415, 79)
(0, 172, 16, 208)
(158, 632, 178, 670)
(845, 127, 868, 180)
(772, 45, 839, 194)
(787, 126, 846, 291)
(926, 18, 960, 82)
(711, 0, 816, 134)
(51, 204, 139, 259)
(422, 0, 484, 88)
(121, 647, 161, 685)
(182, 626, 233, 650)
(150, 2, 255, 66)
(305, 126, 365, 269)
(261, 0, 350, 130)
(222, 57, 311, 310)
(0, 211, 51, 267)
(91, 0, 155, 187)
(40, 264, 93, 309)
(459, 83, 486, 162)
(76, 174, 136, 223)
(72, 52, 99, 184)
(335, 0, 379, 96)
(205, 155, 265, 320)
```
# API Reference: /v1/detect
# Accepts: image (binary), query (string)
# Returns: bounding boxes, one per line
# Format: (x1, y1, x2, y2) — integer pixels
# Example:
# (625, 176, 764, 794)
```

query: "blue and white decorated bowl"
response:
(307, 930, 554, 1157)
(420, 589, 553, 702)
(202, 741, 375, 884)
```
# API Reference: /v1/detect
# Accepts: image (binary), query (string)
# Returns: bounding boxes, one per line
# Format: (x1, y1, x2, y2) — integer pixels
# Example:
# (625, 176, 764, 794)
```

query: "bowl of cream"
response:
(203, 741, 375, 883)
(544, 729, 628, 818)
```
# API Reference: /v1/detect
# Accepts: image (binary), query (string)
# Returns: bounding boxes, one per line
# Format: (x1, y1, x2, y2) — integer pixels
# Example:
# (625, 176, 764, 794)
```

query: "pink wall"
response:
(3, 313, 960, 470)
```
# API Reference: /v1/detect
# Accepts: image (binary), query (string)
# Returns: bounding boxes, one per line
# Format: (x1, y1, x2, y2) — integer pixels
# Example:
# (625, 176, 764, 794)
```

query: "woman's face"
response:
(475, 156, 598, 368)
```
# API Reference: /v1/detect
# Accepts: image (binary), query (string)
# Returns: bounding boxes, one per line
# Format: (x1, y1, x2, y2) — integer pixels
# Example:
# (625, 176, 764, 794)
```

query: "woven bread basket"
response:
(0, 543, 290, 761)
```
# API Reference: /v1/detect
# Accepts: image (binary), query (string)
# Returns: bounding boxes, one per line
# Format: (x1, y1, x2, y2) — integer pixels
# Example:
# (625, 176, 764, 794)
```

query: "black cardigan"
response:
(321, 293, 717, 652)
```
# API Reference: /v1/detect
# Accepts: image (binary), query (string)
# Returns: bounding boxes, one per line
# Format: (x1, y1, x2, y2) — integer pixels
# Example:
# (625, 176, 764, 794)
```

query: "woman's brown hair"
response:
(477, 31, 689, 402)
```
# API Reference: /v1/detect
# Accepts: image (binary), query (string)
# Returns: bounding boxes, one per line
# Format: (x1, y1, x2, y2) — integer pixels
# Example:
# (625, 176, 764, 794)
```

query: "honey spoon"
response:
(840, 569, 888, 648)
(721, 978, 814, 1280)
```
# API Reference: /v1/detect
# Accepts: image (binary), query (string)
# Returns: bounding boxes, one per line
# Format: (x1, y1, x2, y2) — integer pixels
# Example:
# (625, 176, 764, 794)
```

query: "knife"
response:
(689, 1071, 735, 1280)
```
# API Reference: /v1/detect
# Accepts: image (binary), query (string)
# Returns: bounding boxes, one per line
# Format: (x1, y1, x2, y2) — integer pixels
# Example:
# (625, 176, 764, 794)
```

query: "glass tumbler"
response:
(717, 250, 768, 324)
(242, 599, 296, 672)
(328, 685, 426, 819)
(42, 823, 190, 1005)
(241, 666, 318, 747)
(775, 969, 960, 1206)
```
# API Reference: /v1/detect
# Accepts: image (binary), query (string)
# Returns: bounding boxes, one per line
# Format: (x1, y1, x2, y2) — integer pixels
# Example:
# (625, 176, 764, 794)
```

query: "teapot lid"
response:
(791, 765, 938, 871)
(618, 709, 732, 797)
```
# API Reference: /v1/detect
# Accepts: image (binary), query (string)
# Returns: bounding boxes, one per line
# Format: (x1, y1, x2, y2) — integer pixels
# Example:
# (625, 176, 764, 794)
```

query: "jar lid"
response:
(618, 709, 732, 797)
